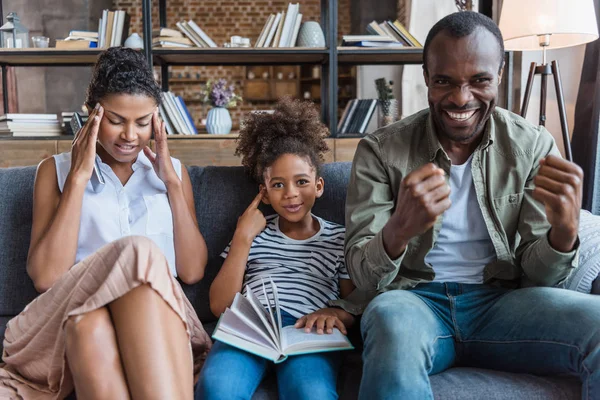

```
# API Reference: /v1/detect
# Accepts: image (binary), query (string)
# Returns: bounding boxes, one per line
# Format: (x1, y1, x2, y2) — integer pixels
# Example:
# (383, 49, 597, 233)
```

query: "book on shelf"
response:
(212, 278, 353, 363)
(366, 21, 390, 38)
(255, 14, 274, 47)
(159, 92, 197, 135)
(152, 27, 183, 38)
(186, 20, 218, 48)
(255, 3, 303, 48)
(96, 9, 130, 48)
(0, 113, 61, 137)
(55, 39, 98, 49)
(152, 36, 193, 47)
(61, 111, 88, 135)
(68, 30, 99, 39)
(347, 41, 404, 48)
(337, 99, 377, 136)
(392, 20, 422, 47)
(262, 13, 281, 47)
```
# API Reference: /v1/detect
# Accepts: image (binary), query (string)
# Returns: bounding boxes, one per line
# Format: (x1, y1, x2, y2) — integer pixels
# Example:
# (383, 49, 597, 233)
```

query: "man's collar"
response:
(425, 109, 496, 162)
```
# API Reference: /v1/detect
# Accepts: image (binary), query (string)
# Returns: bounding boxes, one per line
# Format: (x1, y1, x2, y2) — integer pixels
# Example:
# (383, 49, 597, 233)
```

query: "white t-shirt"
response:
(52, 151, 182, 276)
(425, 156, 497, 283)
(222, 214, 349, 318)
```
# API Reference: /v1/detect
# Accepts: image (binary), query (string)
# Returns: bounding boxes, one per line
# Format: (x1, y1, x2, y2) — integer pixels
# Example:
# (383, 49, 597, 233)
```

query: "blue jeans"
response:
(360, 283, 600, 400)
(196, 310, 341, 400)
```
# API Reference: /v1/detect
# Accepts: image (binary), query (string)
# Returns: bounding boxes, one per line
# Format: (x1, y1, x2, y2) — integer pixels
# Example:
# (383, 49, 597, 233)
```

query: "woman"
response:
(0, 47, 211, 399)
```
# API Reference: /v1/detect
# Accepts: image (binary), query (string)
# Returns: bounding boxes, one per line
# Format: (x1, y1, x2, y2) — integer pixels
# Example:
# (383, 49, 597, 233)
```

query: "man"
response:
(344, 11, 600, 399)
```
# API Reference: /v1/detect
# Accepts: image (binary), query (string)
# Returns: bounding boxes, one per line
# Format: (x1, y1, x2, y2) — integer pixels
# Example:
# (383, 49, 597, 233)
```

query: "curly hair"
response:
(235, 97, 330, 183)
(85, 47, 161, 108)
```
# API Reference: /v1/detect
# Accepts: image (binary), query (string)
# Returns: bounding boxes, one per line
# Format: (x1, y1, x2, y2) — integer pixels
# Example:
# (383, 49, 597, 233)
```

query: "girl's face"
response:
(93, 93, 156, 164)
(260, 153, 324, 224)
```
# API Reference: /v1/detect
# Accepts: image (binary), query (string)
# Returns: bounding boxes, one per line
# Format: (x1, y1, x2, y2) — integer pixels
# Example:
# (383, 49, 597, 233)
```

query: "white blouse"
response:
(52, 151, 182, 276)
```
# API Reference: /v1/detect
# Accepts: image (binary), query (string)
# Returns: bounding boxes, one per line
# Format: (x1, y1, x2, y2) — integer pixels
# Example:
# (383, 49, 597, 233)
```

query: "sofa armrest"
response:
(563, 210, 600, 294)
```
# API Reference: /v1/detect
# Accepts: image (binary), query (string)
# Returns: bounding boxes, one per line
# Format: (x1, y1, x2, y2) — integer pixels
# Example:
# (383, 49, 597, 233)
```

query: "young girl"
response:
(0, 47, 210, 399)
(197, 98, 356, 400)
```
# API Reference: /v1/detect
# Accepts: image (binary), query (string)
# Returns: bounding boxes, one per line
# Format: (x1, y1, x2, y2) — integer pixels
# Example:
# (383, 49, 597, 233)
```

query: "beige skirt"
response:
(0, 236, 212, 399)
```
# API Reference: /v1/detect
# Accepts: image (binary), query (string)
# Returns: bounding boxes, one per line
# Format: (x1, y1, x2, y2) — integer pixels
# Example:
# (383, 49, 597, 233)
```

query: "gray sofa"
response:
(1, 162, 599, 400)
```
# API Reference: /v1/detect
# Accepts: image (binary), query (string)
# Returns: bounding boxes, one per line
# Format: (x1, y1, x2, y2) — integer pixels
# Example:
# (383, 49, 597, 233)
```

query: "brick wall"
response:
(113, 0, 352, 130)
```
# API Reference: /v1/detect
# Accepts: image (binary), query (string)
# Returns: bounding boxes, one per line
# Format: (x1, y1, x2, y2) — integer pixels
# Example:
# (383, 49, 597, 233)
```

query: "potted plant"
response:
(201, 79, 242, 134)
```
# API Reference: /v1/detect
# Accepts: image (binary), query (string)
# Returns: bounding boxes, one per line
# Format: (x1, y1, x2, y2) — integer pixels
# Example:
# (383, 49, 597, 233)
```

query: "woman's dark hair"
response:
(235, 97, 330, 183)
(85, 47, 161, 108)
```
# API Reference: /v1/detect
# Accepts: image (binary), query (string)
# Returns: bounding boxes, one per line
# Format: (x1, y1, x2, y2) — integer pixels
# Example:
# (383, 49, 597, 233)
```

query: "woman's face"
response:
(94, 93, 156, 164)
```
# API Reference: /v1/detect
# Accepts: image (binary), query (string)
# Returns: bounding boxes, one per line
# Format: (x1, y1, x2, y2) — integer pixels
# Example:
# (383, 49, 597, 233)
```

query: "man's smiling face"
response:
(424, 27, 503, 144)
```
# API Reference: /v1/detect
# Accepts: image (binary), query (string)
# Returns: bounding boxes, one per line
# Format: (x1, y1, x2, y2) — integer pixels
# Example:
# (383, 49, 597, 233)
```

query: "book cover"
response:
(385, 21, 412, 47)
(273, 11, 286, 47)
(256, 14, 274, 48)
(105, 10, 115, 48)
(212, 279, 353, 363)
(161, 92, 186, 134)
(55, 40, 98, 49)
(263, 13, 282, 48)
(279, 3, 299, 47)
(187, 20, 217, 48)
(166, 92, 193, 135)
(176, 21, 205, 47)
(393, 20, 422, 47)
(152, 27, 184, 38)
(176, 96, 198, 135)
(159, 104, 175, 135)
(289, 13, 303, 47)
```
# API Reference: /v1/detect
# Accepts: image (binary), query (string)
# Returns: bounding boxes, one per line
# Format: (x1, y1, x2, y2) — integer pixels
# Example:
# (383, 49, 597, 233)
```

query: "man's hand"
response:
(533, 155, 583, 252)
(295, 308, 353, 335)
(383, 163, 451, 259)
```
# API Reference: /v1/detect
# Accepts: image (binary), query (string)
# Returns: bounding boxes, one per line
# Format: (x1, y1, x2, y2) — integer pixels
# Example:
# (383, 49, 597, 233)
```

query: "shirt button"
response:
(493, 232, 500, 239)
(509, 195, 517, 203)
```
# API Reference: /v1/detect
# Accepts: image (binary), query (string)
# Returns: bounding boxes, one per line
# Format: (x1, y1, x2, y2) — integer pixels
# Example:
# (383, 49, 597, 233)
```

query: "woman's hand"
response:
(144, 110, 180, 187)
(294, 308, 353, 335)
(69, 104, 103, 185)
(233, 190, 267, 244)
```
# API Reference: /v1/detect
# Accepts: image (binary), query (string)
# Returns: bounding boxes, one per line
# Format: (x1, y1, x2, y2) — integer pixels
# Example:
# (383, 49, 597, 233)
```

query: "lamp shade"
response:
(499, 0, 599, 50)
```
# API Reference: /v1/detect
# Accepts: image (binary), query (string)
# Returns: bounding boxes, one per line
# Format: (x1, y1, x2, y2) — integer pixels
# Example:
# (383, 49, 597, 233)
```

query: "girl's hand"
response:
(234, 190, 267, 244)
(69, 104, 103, 184)
(144, 110, 180, 186)
(295, 308, 350, 335)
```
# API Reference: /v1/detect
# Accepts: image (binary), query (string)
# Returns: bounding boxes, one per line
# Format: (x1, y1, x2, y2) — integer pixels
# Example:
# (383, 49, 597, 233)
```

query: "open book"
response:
(212, 278, 354, 363)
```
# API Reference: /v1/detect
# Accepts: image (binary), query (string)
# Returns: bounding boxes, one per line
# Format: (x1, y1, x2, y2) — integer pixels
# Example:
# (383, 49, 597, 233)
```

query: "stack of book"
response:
(342, 20, 422, 47)
(337, 99, 378, 136)
(97, 9, 130, 48)
(55, 31, 98, 50)
(0, 114, 62, 137)
(254, 3, 303, 48)
(152, 27, 193, 48)
(158, 92, 198, 135)
(175, 20, 218, 48)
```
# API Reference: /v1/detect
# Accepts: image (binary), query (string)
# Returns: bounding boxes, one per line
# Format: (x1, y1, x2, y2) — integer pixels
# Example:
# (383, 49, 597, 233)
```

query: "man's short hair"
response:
(423, 11, 505, 74)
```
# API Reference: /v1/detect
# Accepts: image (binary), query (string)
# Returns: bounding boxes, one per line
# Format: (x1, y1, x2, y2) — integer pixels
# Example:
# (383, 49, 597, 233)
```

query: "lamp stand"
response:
(520, 59, 573, 162)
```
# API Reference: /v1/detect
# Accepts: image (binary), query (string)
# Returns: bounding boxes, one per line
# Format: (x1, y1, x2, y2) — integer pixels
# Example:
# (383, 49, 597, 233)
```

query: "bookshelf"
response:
(0, 0, 513, 138)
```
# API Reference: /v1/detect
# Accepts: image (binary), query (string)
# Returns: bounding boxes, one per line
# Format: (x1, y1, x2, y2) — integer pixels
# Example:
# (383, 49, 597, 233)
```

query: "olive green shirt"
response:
(333, 108, 579, 314)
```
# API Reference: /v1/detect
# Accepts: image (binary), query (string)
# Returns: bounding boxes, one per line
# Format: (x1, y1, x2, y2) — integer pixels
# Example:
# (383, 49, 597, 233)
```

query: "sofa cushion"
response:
(563, 210, 600, 294)
(182, 163, 351, 324)
(0, 166, 39, 317)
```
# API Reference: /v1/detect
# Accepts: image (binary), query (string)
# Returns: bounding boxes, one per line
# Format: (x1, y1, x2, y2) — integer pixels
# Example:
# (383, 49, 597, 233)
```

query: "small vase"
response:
(378, 99, 399, 128)
(206, 107, 232, 134)
(124, 33, 144, 49)
(296, 21, 326, 47)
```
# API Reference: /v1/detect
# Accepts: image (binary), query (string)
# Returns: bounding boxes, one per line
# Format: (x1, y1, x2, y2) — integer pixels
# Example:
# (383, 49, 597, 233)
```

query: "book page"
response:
(269, 277, 283, 336)
(260, 278, 280, 341)
(212, 329, 282, 362)
(247, 286, 280, 351)
(217, 308, 274, 349)
(230, 293, 277, 348)
(281, 325, 353, 355)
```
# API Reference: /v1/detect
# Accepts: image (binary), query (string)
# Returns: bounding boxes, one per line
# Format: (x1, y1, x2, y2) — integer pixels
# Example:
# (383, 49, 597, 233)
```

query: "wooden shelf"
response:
(337, 47, 423, 65)
(152, 48, 329, 66)
(0, 48, 102, 66)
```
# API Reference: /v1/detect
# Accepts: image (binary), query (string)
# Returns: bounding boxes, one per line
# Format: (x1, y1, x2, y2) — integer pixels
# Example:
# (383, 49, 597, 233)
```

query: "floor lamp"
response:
(499, 0, 599, 162)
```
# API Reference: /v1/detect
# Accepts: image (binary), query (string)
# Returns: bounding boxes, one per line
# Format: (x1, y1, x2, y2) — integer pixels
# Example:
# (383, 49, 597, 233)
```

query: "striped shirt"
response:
(222, 214, 349, 319)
